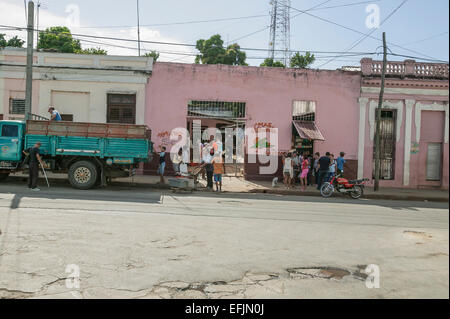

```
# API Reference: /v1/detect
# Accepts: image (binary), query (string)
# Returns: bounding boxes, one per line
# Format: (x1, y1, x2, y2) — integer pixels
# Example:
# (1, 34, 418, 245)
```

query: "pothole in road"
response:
(403, 231, 433, 242)
(144, 266, 368, 299)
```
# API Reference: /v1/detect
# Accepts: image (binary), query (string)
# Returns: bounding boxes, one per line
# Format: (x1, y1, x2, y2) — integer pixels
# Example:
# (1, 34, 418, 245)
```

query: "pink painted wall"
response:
(146, 62, 361, 161)
(415, 110, 448, 188)
(360, 96, 449, 189)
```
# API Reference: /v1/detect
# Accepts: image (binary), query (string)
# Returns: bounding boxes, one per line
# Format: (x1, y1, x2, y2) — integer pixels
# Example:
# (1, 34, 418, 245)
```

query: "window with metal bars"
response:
(9, 98, 25, 115)
(292, 101, 316, 122)
(61, 114, 74, 121)
(107, 94, 136, 124)
(187, 100, 246, 119)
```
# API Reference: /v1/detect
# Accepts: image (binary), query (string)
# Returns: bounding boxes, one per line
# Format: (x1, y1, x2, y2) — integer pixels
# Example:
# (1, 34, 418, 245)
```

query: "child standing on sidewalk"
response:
(213, 153, 225, 192)
(156, 146, 166, 184)
(299, 156, 309, 191)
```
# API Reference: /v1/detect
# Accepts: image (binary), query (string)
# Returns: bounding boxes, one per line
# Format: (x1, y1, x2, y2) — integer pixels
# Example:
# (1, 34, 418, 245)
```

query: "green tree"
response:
(0, 34, 25, 48)
(260, 58, 285, 68)
(290, 52, 315, 68)
(76, 47, 107, 55)
(195, 34, 247, 66)
(37, 26, 81, 53)
(144, 51, 160, 61)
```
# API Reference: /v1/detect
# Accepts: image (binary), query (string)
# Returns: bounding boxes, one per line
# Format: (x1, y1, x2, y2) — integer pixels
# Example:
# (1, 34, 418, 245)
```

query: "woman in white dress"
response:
(283, 153, 294, 189)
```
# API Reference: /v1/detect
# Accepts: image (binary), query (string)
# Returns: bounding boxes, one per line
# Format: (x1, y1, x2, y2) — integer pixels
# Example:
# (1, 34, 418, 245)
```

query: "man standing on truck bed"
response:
(48, 106, 62, 121)
(26, 142, 45, 191)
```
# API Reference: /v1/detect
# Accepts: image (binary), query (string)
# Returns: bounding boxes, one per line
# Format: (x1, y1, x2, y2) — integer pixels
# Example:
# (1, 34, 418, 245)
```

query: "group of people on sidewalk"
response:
(155, 136, 226, 192)
(282, 151, 346, 191)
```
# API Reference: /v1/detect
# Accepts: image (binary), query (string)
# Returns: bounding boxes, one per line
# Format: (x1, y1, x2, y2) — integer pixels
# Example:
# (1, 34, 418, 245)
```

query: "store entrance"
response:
(292, 126, 314, 157)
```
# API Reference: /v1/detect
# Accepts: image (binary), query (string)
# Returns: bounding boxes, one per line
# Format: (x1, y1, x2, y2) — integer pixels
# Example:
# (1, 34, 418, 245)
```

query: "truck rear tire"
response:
(68, 161, 98, 190)
(0, 173, 10, 182)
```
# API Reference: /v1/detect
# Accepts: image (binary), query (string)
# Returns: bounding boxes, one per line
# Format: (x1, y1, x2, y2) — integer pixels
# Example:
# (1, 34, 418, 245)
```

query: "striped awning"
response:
(293, 120, 325, 141)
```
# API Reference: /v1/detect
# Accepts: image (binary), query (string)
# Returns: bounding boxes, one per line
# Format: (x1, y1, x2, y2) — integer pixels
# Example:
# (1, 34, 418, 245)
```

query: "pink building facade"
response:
(359, 59, 449, 189)
(145, 61, 449, 189)
(145, 62, 362, 180)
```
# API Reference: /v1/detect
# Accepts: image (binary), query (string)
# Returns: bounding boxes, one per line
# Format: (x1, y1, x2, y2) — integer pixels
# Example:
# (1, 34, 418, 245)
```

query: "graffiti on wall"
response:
(157, 131, 173, 148)
(254, 122, 275, 131)
(411, 142, 419, 154)
(157, 130, 187, 151)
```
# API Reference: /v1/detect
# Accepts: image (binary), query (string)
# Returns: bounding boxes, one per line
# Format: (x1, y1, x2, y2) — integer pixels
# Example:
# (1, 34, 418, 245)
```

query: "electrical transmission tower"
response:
(268, 0, 291, 65)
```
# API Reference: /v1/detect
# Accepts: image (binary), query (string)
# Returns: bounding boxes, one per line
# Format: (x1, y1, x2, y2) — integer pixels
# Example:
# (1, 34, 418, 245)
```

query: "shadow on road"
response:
(1, 176, 447, 211)
(1, 177, 162, 209)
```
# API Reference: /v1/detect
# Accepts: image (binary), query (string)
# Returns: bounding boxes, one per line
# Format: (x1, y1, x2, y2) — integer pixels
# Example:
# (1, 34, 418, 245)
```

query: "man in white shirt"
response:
(202, 148, 215, 190)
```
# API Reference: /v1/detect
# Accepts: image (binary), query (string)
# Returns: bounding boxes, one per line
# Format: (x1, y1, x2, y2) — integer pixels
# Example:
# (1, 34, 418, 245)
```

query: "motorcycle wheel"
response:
(320, 182, 335, 198)
(350, 185, 363, 199)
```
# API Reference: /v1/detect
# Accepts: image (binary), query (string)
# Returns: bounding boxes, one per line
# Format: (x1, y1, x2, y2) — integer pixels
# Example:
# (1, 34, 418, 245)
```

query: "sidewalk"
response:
(8, 172, 449, 203)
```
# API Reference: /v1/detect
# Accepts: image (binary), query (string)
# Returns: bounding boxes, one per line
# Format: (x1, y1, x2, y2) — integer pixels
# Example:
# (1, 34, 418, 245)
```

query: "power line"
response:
(401, 31, 449, 46)
(317, 0, 408, 68)
(2, 24, 447, 64)
(284, 1, 442, 63)
(0, 24, 377, 55)
(77, 35, 376, 59)
(78, 38, 198, 57)
(388, 53, 449, 63)
(78, 14, 269, 29)
(230, 0, 333, 44)
(229, 0, 383, 44)
(75, 1, 381, 30)
(311, 0, 382, 11)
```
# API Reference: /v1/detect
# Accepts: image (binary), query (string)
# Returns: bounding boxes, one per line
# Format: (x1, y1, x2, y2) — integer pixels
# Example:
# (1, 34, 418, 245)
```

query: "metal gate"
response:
(373, 110, 396, 180)
(426, 143, 442, 181)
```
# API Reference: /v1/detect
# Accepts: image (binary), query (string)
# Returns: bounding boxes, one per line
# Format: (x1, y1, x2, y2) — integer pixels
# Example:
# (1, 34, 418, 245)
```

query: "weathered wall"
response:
(359, 79, 449, 189)
(145, 62, 361, 179)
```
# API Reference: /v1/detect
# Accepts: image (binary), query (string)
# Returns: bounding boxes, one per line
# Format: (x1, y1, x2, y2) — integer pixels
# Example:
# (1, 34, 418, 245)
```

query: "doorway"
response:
(186, 100, 247, 176)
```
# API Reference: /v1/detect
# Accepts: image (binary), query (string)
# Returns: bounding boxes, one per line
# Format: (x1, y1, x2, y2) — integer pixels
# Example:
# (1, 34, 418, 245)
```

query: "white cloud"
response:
(0, 0, 195, 63)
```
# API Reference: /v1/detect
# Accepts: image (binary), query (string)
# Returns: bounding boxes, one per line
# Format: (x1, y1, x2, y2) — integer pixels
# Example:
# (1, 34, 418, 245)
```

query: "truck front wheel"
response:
(0, 173, 10, 182)
(68, 161, 98, 190)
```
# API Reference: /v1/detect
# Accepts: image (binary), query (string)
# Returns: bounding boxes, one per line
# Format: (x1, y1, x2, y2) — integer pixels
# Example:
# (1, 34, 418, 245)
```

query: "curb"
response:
(5, 176, 449, 203)
(247, 188, 449, 203)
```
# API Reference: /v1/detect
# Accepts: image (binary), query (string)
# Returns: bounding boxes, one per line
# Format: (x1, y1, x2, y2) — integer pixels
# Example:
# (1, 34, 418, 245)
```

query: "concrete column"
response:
(358, 97, 368, 179)
(403, 100, 415, 186)
(360, 58, 373, 76)
(404, 60, 416, 76)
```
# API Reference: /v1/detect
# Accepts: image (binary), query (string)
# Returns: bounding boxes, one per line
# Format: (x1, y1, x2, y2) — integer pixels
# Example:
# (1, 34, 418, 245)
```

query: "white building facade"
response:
(0, 47, 153, 124)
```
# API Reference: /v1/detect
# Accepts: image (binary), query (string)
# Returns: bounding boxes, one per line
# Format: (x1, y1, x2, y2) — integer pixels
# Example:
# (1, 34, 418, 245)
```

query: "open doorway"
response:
(292, 100, 325, 157)
(186, 100, 246, 176)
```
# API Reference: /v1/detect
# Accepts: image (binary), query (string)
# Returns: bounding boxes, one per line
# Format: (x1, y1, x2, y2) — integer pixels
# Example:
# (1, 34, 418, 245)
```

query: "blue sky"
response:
(2, 0, 449, 69)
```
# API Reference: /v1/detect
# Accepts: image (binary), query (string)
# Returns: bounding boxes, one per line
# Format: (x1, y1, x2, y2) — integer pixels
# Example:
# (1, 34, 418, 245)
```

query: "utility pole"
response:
(374, 32, 387, 192)
(137, 0, 141, 56)
(25, 1, 34, 121)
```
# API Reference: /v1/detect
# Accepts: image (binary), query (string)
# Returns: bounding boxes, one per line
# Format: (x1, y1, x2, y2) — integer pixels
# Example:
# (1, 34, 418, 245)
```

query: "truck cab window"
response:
(1, 125, 19, 137)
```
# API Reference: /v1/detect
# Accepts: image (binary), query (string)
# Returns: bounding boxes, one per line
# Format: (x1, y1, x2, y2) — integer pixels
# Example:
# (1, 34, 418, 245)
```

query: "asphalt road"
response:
(0, 180, 448, 299)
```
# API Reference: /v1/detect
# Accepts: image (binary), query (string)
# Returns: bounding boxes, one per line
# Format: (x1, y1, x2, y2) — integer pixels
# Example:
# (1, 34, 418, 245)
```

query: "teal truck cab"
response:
(0, 120, 153, 189)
